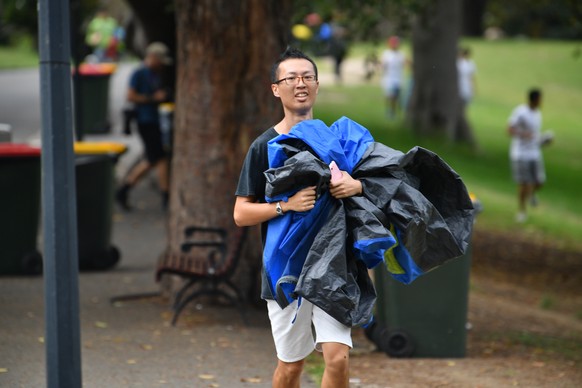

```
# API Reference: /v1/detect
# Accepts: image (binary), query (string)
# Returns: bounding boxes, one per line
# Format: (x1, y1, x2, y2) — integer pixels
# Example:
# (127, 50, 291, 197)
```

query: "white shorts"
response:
(266, 299, 352, 363)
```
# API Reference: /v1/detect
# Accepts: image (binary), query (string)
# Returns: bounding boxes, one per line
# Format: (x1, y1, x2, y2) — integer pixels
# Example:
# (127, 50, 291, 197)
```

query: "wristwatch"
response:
(276, 202, 284, 216)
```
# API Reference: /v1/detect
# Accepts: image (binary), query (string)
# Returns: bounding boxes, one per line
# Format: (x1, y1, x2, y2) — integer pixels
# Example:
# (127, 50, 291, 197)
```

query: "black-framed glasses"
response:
(274, 74, 318, 86)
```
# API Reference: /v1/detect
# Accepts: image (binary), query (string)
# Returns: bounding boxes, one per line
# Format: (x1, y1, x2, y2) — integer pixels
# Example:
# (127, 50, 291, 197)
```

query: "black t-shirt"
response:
(235, 127, 278, 299)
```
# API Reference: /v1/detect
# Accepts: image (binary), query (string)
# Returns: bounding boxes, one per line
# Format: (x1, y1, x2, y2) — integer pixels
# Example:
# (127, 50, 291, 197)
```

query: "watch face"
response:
(276, 203, 283, 215)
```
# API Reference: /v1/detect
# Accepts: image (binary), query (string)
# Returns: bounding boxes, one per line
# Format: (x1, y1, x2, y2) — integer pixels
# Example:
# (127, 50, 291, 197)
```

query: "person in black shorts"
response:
(116, 42, 172, 210)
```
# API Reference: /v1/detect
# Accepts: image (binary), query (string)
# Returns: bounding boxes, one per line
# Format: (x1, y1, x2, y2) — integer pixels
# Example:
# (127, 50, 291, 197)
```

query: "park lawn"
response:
(0, 39, 38, 69)
(315, 39, 582, 251)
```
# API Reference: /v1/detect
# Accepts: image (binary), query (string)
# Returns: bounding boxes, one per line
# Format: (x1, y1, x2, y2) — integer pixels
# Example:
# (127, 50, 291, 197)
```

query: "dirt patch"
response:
(346, 228, 582, 387)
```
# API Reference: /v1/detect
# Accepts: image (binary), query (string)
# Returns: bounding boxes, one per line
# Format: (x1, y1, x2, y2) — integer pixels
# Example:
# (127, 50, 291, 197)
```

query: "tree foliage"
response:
(486, 0, 582, 39)
(0, 0, 101, 46)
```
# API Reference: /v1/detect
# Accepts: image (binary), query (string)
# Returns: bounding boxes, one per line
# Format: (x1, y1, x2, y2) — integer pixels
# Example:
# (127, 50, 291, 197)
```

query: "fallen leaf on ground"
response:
(0, 368, 8, 373)
(140, 344, 153, 350)
(240, 377, 262, 383)
(199, 374, 215, 380)
(447, 361, 456, 367)
(126, 359, 137, 365)
(94, 321, 108, 329)
(532, 361, 545, 367)
(38, 337, 44, 343)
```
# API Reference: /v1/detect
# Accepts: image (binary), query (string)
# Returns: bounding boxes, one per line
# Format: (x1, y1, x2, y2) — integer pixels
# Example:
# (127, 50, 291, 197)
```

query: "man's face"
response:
(271, 58, 319, 115)
(531, 96, 542, 109)
(145, 53, 163, 70)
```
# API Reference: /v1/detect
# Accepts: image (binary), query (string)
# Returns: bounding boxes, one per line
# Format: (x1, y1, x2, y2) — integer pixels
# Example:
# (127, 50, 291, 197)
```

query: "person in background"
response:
(457, 47, 477, 107)
(380, 36, 409, 119)
(116, 42, 173, 211)
(507, 88, 552, 223)
(85, 8, 119, 62)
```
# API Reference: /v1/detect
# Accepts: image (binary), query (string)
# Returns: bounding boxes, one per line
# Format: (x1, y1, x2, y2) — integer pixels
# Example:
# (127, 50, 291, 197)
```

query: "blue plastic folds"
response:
(261, 117, 474, 326)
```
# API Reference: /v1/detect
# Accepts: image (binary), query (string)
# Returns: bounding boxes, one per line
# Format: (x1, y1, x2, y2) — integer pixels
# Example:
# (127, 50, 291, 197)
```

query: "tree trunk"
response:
(407, 0, 475, 145)
(167, 0, 292, 300)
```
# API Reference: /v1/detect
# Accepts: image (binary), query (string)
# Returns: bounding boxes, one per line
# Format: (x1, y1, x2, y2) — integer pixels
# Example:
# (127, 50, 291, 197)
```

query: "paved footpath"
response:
(0, 173, 317, 387)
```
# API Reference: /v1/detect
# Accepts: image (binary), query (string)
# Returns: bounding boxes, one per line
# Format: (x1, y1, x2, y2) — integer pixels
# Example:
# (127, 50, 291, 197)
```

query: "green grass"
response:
(0, 37, 38, 69)
(499, 331, 582, 361)
(304, 353, 325, 385)
(314, 39, 582, 251)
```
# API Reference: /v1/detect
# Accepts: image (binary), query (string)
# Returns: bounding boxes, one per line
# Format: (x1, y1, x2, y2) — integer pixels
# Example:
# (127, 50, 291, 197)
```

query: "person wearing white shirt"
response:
(381, 36, 408, 119)
(457, 47, 476, 104)
(507, 89, 549, 223)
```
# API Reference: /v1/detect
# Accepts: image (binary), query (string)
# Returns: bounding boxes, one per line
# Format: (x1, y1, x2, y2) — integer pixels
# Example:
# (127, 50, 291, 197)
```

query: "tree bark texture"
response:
(408, 0, 475, 145)
(167, 0, 292, 299)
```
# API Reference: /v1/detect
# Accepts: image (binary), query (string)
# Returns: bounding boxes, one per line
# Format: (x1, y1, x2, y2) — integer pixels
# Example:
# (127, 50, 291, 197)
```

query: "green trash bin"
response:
(74, 142, 126, 270)
(372, 250, 472, 358)
(369, 197, 481, 358)
(0, 144, 43, 275)
(74, 63, 116, 140)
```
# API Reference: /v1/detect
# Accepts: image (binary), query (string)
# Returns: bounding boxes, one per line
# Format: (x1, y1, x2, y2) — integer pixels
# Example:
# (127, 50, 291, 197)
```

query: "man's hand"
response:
(330, 171, 362, 199)
(153, 89, 167, 103)
(282, 186, 317, 213)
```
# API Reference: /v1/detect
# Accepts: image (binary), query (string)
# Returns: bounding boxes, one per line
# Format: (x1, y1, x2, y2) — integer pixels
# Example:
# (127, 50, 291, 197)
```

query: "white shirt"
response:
(508, 104, 542, 161)
(381, 49, 406, 86)
(457, 58, 476, 102)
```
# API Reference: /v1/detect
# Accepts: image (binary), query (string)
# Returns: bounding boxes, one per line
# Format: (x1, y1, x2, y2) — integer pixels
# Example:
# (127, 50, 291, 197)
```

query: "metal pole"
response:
(38, 0, 82, 387)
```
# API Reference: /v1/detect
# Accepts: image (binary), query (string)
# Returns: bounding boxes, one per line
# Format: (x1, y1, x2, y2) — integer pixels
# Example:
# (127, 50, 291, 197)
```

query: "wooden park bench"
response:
(156, 225, 248, 326)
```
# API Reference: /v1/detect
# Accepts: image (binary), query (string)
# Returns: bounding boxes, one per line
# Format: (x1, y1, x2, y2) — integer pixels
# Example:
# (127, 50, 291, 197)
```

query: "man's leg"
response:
(273, 359, 304, 388)
(321, 342, 350, 388)
(155, 157, 169, 192)
(516, 182, 533, 222)
(116, 159, 152, 210)
(267, 300, 314, 388)
(154, 157, 170, 208)
(125, 159, 152, 186)
(312, 305, 352, 388)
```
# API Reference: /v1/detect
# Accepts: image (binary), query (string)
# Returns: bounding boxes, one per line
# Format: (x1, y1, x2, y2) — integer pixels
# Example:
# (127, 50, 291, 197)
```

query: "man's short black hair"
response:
(528, 88, 542, 104)
(271, 47, 318, 83)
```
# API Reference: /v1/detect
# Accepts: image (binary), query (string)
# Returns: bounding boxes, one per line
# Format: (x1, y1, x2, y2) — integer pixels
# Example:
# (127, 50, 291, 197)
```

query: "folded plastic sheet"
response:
(262, 117, 474, 326)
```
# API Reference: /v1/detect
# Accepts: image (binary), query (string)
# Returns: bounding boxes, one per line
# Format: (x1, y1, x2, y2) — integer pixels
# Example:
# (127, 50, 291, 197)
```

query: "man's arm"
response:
(127, 87, 166, 104)
(234, 186, 317, 227)
(508, 125, 534, 140)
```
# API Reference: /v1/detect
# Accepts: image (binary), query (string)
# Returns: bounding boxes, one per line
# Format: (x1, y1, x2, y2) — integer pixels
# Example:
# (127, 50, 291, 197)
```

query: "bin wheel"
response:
(380, 329, 414, 358)
(90, 246, 120, 270)
(364, 320, 383, 347)
(22, 251, 43, 275)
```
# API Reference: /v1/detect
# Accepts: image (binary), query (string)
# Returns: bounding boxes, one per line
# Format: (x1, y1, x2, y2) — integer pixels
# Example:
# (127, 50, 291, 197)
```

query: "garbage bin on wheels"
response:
(370, 250, 473, 358)
(74, 142, 126, 270)
(74, 63, 116, 140)
(368, 197, 481, 358)
(0, 144, 43, 275)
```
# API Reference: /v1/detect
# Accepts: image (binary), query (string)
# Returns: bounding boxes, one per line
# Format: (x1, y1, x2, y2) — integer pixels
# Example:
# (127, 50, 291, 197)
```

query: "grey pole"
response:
(38, 0, 83, 387)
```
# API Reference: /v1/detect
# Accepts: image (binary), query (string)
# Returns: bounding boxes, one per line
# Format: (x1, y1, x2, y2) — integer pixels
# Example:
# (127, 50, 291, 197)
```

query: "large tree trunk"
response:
(167, 0, 292, 301)
(407, 0, 475, 145)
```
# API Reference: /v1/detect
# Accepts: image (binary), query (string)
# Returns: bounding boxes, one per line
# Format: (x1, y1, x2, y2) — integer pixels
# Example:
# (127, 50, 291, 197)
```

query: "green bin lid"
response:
(0, 143, 41, 158)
